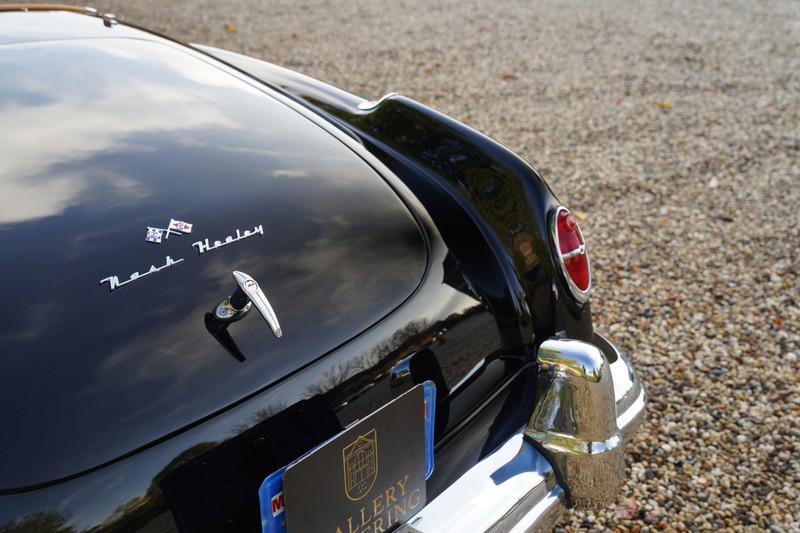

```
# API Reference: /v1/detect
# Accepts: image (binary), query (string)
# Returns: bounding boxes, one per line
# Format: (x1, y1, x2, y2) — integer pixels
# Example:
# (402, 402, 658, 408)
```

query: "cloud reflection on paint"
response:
(0, 33, 431, 493)
(0, 40, 239, 225)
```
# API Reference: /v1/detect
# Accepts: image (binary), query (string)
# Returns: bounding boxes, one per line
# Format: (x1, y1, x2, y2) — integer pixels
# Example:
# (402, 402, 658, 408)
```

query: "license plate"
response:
(259, 383, 435, 533)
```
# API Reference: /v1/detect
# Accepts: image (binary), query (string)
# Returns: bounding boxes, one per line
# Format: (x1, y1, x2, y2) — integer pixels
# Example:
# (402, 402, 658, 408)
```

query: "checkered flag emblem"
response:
(145, 227, 164, 243)
(145, 218, 193, 243)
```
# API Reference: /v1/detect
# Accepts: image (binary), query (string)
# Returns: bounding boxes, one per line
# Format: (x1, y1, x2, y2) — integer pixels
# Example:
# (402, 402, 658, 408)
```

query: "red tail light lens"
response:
(552, 207, 591, 301)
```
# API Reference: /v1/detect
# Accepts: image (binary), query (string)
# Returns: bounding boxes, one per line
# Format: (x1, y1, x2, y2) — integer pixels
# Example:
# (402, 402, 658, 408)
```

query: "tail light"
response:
(551, 207, 591, 302)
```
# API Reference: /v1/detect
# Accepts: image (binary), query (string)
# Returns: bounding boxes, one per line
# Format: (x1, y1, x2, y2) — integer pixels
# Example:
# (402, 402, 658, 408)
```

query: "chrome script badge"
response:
(192, 224, 263, 255)
(145, 218, 193, 243)
(100, 255, 184, 291)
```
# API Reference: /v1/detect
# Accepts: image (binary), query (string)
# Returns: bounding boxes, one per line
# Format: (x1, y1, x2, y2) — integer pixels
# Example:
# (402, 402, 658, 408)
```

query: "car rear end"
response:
(0, 6, 645, 532)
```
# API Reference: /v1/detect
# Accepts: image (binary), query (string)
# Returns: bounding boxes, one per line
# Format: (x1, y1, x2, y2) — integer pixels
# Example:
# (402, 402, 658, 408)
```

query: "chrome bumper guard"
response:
(401, 333, 645, 533)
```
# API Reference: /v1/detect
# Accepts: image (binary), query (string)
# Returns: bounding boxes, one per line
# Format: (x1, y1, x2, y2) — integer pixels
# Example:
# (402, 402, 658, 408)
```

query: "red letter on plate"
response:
(271, 492, 285, 517)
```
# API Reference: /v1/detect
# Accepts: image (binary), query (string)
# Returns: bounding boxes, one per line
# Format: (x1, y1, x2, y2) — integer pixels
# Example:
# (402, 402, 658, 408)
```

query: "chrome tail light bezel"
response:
(550, 206, 592, 303)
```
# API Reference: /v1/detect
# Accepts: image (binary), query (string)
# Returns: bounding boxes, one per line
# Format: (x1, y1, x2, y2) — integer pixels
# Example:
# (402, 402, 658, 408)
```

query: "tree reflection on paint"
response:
(0, 511, 75, 533)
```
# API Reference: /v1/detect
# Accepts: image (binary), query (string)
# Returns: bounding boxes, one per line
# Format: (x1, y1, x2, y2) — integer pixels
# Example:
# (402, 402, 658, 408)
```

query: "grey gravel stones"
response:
(38, 0, 800, 530)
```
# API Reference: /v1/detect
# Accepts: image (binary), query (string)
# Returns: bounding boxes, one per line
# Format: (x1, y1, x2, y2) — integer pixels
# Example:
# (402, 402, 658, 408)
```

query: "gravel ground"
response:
(11, 0, 800, 530)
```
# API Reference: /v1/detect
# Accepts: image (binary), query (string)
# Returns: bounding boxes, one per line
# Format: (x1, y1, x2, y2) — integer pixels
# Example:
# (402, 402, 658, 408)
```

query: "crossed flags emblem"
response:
(145, 219, 193, 244)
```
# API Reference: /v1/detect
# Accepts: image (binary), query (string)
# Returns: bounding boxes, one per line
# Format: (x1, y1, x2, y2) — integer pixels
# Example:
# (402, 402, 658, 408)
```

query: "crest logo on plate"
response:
(342, 428, 379, 501)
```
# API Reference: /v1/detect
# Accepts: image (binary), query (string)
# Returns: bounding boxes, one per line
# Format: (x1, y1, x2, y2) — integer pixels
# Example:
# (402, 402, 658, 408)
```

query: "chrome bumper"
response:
(401, 333, 645, 533)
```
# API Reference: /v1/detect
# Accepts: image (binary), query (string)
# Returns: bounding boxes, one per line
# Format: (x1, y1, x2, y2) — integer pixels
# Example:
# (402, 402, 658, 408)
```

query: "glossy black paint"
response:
(199, 45, 594, 341)
(0, 8, 593, 532)
(0, 34, 429, 491)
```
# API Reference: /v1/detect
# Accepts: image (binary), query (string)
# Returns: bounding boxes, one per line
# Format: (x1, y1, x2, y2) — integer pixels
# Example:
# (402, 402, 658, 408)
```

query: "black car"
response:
(0, 5, 645, 533)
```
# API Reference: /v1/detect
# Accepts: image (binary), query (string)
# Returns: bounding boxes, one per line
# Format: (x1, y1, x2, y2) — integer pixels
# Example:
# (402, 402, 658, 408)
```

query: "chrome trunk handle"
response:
(232, 271, 282, 338)
(212, 271, 283, 338)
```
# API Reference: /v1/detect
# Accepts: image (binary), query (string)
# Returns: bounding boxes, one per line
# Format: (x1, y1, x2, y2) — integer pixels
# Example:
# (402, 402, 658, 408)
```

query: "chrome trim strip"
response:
(356, 92, 401, 111)
(617, 387, 646, 434)
(502, 486, 565, 533)
(609, 349, 636, 403)
(402, 432, 562, 533)
(559, 244, 586, 260)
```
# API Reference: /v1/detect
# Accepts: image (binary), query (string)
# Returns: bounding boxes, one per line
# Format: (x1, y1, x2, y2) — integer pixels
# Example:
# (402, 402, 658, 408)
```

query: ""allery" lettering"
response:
(335, 474, 422, 533)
